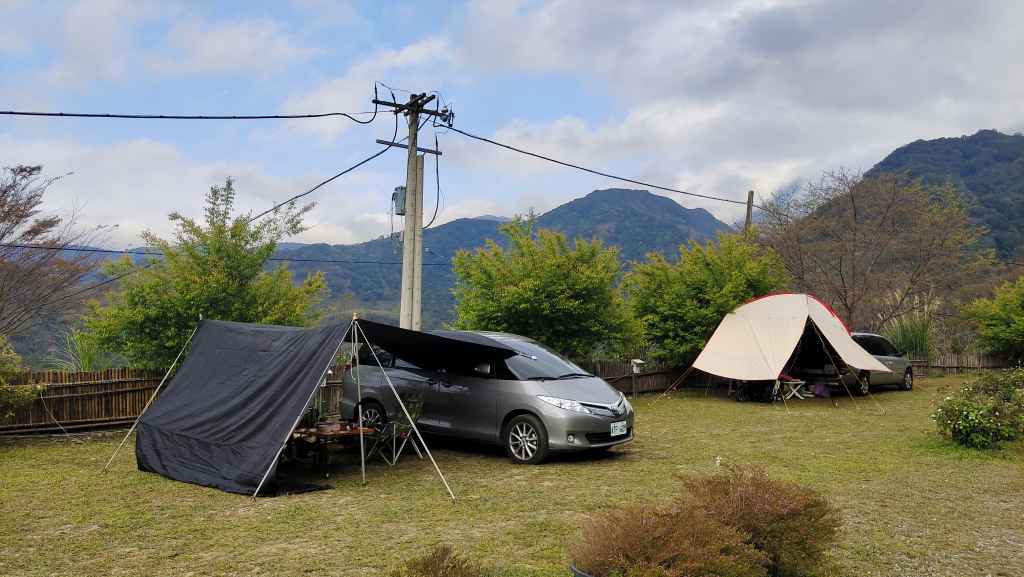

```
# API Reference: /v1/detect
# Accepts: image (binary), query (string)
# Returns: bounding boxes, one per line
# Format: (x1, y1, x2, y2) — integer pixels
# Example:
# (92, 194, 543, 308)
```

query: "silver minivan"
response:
(844, 332, 914, 394)
(341, 331, 634, 464)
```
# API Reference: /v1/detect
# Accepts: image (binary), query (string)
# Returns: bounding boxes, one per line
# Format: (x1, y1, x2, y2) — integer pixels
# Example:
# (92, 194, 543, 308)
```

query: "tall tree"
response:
(966, 275, 1024, 363)
(759, 171, 994, 330)
(0, 165, 101, 336)
(85, 179, 327, 369)
(452, 218, 636, 360)
(626, 231, 790, 366)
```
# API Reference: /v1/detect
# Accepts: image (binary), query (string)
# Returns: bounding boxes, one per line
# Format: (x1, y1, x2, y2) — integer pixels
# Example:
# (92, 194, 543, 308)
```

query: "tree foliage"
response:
(85, 179, 327, 369)
(760, 170, 994, 331)
(0, 335, 36, 423)
(451, 218, 636, 359)
(0, 165, 103, 336)
(966, 275, 1024, 363)
(626, 232, 789, 366)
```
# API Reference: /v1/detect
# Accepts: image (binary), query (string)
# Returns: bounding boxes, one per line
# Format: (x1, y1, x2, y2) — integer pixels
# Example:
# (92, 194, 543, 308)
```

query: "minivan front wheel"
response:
(505, 414, 549, 465)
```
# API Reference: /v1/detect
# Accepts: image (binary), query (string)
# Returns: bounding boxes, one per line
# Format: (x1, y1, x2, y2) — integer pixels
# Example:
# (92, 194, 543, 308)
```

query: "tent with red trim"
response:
(691, 293, 889, 381)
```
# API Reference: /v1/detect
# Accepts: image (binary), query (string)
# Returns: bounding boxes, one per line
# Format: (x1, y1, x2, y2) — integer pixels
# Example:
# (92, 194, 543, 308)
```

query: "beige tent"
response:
(692, 293, 889, 381)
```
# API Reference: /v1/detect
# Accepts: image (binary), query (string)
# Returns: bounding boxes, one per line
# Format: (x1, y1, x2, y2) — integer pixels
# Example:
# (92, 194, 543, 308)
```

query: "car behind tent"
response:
(691, 293, 889, 382)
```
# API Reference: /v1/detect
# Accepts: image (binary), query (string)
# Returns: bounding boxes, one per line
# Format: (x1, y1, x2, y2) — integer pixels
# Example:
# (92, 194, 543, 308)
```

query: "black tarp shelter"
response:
(127, 317, 514, 497)
(135, 320, 348, 494)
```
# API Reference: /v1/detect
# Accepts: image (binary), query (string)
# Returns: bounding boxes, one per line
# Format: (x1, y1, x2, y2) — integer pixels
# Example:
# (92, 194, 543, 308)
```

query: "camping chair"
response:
(366, 392, 425, 466)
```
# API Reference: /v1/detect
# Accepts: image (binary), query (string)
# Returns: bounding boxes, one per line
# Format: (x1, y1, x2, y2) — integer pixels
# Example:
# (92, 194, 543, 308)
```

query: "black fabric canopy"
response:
(136, 320, 348, 494)
(347, 319, 517, 371)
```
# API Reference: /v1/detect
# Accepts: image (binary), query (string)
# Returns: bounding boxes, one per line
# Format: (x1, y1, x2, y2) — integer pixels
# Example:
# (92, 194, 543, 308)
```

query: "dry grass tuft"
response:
(389, 545, 493, 577)
(677, 465, 841, 576)
(570, 502, 767, 577)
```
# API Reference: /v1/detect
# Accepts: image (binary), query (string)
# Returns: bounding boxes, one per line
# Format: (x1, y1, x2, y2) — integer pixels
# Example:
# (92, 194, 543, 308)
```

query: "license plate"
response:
(610, 421, 628, 436)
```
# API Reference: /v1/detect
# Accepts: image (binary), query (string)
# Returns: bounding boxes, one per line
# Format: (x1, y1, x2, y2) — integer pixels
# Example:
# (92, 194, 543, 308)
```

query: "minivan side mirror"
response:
(473, 362, 492, 376)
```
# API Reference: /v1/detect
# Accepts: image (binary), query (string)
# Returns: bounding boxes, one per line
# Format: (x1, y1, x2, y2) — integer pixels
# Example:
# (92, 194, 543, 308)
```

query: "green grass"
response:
(2, 375, 1022, 576)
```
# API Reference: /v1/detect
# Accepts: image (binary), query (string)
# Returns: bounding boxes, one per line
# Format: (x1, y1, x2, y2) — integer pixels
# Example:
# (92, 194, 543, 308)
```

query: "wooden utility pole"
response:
(744, 190, 755, 234)
(372, 93, 447, 330)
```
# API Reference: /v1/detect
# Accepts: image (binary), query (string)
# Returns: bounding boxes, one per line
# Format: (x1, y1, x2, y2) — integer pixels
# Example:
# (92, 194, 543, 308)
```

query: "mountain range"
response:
(278, 188, 730, 326)
(867, 129, 1024, 258)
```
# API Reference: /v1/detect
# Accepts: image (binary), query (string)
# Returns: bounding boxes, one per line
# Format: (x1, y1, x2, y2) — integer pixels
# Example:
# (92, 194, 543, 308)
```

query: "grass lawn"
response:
(2, 375, 1022, 576)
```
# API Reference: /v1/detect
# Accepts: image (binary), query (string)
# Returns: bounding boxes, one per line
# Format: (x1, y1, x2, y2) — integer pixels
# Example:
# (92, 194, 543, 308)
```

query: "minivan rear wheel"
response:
(504, 414, 549, 465)
(357, 400, 387, 429)
(900, 368, 913, 391)
(855, 371, 871, 396)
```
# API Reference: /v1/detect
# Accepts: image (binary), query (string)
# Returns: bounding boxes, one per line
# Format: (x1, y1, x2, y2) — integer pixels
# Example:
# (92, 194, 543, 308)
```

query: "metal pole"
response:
(102, 324, 199, 473)
(354, 314, 366, 485)
(251, 328, 350, 501)
(357, 322, 456, 501)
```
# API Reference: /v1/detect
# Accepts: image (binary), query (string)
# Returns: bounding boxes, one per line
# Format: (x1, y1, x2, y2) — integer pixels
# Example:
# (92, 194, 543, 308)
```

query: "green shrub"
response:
(571, 502, 767, 577)
(933, 369, 1024, 449)
(0, 336, 38, 423)
(676, 466, 841, 576)
(389, 545, 493, 577)
(966, 275, 1024, 363)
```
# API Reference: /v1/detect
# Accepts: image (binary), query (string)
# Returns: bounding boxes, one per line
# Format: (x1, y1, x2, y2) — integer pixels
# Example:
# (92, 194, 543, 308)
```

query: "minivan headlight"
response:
(537, 395, 593, 414)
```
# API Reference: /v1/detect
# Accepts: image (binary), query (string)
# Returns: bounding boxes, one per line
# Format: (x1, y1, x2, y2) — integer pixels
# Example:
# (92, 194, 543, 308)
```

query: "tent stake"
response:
(251, 326, 351, 501)
(102, 324, 199, 473)
(357, 322, 456, 501)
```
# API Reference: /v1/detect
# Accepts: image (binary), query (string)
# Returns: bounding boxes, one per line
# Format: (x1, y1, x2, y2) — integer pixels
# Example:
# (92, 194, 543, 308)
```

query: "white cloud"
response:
(151, 18, 316, 75)
(0, 135, 406, 248)
(283, 37, 451, 140)
(450, 0, 1024, 223)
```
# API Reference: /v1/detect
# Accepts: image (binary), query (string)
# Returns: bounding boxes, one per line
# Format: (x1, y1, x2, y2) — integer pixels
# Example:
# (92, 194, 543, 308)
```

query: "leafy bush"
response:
(933, 369, 1024, 449)
(966, 276, 1024, 363)
(388, 545, 493, 577)
(626, 232, 789, 366)
(453, 217, 638, 360)
(0, 336, 38, 423)
(571, 502, 767, 577)
(676, 466, 841, 576)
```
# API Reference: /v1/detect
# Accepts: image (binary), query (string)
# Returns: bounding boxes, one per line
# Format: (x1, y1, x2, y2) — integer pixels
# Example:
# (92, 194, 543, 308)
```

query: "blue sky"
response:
(2, 0, 1021, 248)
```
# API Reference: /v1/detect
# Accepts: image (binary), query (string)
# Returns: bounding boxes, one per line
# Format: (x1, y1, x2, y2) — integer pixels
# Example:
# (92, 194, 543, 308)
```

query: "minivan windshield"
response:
(499, 338, 591, 380)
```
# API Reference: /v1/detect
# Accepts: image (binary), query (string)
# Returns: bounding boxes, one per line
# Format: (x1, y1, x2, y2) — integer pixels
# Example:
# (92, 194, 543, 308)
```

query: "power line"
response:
(446, 125, 760, 210)
(247, 97, 400, 223)
(0, 243, 450, 266)
(424, 133, 443, 229)
(0, 110, 378, 121)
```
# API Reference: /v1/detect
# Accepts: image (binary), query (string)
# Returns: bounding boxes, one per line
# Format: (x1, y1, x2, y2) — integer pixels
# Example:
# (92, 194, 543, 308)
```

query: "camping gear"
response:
(366, 391, 426, 466)
(691, 293, 889, 382)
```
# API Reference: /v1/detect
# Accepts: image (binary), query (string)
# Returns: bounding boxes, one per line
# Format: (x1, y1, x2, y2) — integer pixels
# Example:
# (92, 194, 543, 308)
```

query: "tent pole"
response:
(102, 324, 199, 473)
(658, 365, 693, 399)
(251, 326, 351, 501)
(809, 322, 861, 410)
(356, 322, 456, 501)
(353, 314, 366, 485)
